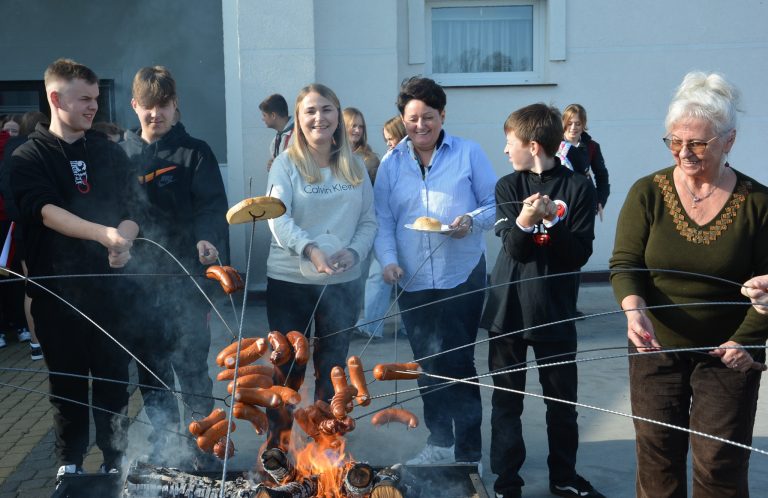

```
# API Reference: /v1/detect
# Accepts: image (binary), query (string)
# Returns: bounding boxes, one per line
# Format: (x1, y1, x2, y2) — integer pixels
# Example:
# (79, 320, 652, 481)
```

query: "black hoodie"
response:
(120, 123, 229, 269)
(9, 123, 138, 298)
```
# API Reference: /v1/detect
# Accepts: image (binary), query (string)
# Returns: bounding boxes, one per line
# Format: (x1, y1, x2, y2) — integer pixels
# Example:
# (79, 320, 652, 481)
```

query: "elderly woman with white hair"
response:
(610, 72, 768, 497)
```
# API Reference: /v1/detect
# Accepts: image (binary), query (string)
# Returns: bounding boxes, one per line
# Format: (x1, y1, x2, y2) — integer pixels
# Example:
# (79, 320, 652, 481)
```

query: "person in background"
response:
(343, 107, 380, 182)
(10, 58, 139, 482)
(0, 110, 48, 358)
(2, 115, 20, 138)
(121, 66, 229, 468)
(265, 83, 376, 450)
(562, 104, 609, 214)
(481, 103, 603, 498)
(610, 71, 768, 497)
(375, 77, 496, 471)
(260, 93, 294, 172)
(355, 116, 406, 339)
(90, 121, 124, 143)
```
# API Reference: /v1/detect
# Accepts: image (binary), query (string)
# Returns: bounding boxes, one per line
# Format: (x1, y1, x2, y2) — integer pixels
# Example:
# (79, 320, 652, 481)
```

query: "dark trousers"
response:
(133, 283, 214, 451)
(265, 277, 356, 449)
(396, 256, 485, 462)
(33, 293, 130, 468)
(489, 335, 578, 495)
(629, 348, 763, 498)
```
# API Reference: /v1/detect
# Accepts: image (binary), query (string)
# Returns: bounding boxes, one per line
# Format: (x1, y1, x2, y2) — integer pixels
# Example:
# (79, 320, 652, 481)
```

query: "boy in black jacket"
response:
(10, 58, 139, 481)
(480, 104, 603, 498)
(120, 66, 228, 465)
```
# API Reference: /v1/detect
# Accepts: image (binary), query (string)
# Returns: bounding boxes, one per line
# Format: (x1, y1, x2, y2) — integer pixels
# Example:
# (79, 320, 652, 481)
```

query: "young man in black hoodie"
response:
(9, 58, 139, 481)
(120, 66, 228, 466)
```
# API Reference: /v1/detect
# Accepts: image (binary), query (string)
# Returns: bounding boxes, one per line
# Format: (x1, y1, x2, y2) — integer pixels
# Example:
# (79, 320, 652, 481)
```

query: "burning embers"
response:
(121, 453, 410, 498)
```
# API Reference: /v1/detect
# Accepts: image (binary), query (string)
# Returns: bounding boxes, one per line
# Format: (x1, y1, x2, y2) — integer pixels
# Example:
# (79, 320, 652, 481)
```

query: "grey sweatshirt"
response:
(266, 153, 377, 284)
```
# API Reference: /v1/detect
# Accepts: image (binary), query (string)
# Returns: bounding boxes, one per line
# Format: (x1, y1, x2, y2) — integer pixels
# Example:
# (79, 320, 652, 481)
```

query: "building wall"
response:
(0, 0, 227, 161)
(228, 0, 768, 284)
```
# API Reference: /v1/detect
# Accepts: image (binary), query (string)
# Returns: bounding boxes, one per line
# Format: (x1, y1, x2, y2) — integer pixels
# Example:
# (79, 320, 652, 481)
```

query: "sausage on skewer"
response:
(347, 356, 371, 406)
(371, 408, 419, 429)
(373, 362, 421, 381)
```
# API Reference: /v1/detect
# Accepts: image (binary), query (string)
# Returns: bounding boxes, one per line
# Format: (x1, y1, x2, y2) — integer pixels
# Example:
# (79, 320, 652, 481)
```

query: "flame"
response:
(284, 426, 350, 497)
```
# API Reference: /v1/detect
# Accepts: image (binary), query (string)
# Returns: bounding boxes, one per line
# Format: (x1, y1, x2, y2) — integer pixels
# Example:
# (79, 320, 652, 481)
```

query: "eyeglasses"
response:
(662, 135, 720, 155)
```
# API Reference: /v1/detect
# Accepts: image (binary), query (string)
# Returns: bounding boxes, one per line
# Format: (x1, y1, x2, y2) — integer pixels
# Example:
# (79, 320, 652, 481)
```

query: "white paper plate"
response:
(299, 233, 343, 279)
(404, 223, 454, 234)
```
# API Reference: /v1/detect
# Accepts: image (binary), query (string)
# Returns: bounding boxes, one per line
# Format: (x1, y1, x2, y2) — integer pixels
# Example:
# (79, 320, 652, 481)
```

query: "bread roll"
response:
(226, 196, 286, 224)
(413, 216, 442, 231)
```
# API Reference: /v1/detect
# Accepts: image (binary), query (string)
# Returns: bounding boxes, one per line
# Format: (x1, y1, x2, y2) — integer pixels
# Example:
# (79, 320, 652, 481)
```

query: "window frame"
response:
(425, 0, 546, 87)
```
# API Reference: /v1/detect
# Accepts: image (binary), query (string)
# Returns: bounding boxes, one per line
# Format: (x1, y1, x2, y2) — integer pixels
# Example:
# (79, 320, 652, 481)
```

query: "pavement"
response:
(1, 283, 767, 497)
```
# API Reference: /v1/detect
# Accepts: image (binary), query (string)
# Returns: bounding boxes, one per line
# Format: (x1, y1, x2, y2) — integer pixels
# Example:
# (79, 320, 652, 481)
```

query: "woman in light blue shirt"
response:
(374, 76, 497, 468)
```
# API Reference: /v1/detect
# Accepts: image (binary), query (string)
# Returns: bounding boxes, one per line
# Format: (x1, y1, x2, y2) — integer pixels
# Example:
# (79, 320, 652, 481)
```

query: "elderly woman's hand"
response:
(709, 340, 767, 372)
(741, 275, 768, 315)
(621, 295, 661, 352)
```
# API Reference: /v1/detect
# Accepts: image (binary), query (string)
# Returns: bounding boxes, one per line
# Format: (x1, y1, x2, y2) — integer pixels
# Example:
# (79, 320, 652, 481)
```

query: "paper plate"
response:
(404, 223, 454, 234)
(299, 233, 343, 279)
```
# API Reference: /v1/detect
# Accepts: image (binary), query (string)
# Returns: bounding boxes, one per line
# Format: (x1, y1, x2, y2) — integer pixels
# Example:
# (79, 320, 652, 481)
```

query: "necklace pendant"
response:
(692, 195, 701, 203)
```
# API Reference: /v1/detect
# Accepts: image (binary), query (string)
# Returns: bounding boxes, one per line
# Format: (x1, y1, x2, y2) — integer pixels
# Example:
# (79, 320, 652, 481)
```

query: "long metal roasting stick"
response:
(0, 267, 183, 406)
(0, 381, 194, 442)
(135, 237, 237, 339)
(220, 217, 259, 497)
(0, 367, 228, 402)
(420, 370, 768, 457)
(218, 255, 242, 332)
(329, 267, 751, 342)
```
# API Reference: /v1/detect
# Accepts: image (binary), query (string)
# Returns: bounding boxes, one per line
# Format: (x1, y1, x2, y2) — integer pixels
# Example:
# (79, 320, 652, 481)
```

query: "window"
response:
(426, 1, 545, 86)
(0, 80, 116, 122)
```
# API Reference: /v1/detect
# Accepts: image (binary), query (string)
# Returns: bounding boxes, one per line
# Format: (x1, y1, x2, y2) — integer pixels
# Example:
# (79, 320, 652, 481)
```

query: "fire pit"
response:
(52, 460, 488, 497)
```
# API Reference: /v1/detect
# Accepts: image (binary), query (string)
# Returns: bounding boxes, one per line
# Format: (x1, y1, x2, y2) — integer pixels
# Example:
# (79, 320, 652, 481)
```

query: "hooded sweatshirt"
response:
(120, 123, 229, 269)
(9, 123, 137, 298)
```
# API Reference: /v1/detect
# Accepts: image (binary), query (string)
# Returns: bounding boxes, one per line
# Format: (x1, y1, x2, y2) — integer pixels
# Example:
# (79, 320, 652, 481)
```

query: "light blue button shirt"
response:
(374, 131, 497, 291)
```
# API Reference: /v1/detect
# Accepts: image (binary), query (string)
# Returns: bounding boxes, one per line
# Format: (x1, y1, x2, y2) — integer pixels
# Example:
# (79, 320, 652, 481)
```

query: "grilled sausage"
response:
(286, 331, 310, 366)
(216, 364, 274, 381)
(331, 385, 357, 420)
(268, 331, 292, 366)
(269, 385, 302, 405)
(234, 387, 283, 408)
(226, 374, 273, 393)
(232, 402, 268, 434)
(371, 408, 419, 429)
(205, 265, 245, 294)
(224, 338, 268, 368)
(347, 356, 371, 406)
(196, 419, 236, 452)
(213, 437, 235, 459)
(188, 408, 226, 436)
(372, 362, 421, 381)
(216, 338, 257, 367)
(330, 366, 349, 395)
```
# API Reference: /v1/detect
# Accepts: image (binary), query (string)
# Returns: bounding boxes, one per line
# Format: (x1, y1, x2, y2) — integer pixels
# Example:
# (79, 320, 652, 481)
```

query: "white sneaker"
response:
(17, 329, 31, 342)
(406, 444, 454, 465)
(0, 334, 6, 348)
(456, 460, 483, 477)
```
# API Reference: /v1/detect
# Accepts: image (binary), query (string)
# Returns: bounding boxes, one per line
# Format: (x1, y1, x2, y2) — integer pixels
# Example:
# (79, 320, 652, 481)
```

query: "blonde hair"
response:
(383, 116, 406, 144)
(287, 84, 364, 185)
(562, 103, 588, 130)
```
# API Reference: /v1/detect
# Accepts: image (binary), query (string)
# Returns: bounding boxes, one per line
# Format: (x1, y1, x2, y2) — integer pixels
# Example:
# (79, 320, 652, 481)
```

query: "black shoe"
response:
(495, 491, 521, 498)
(550, 475, 605, 497)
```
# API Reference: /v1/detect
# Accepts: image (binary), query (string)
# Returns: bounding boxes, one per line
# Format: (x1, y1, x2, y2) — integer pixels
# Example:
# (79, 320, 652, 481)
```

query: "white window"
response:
(426, 1, 546, 86)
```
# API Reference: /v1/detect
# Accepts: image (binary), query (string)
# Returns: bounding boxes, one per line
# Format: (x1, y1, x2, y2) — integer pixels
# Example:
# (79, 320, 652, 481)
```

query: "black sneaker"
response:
(30, 344, 43, 361)
(495, 490, 521, 498)
(550, 475, 605, 497)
